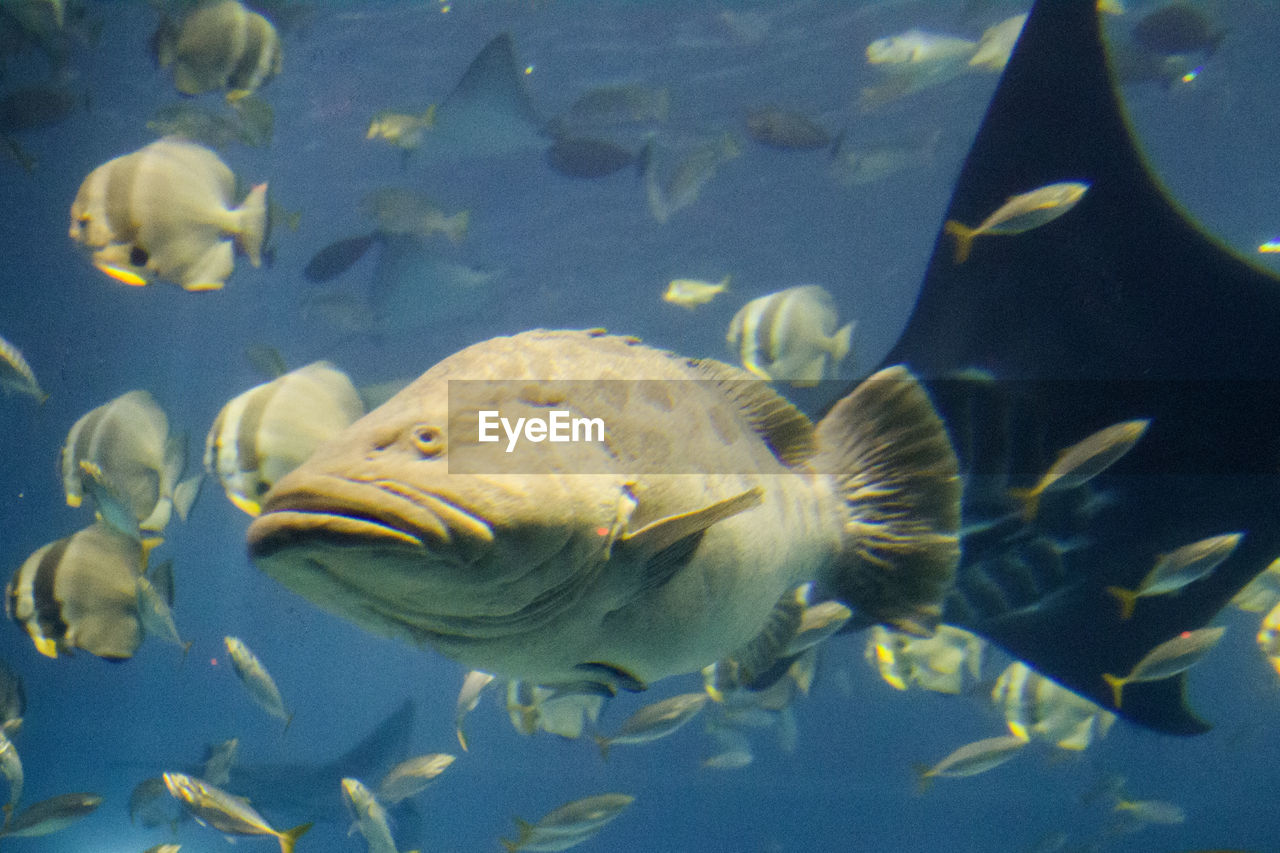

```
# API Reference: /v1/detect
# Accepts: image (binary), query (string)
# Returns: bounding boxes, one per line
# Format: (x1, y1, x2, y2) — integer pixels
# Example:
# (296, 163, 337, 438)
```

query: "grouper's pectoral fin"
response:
(618, 487, 763, 593)
(873, 0, 1280, 736)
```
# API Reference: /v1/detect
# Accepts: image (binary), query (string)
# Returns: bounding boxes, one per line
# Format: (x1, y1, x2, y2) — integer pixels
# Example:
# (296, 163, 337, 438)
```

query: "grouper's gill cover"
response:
(247, 329, 960, 688)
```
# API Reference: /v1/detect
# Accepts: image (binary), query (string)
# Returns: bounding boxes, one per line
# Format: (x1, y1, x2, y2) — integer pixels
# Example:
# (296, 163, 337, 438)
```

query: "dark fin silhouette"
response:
(303, 233, 379, 283)
(430, 33, 547, 160)
(871, 0, 1280, 735)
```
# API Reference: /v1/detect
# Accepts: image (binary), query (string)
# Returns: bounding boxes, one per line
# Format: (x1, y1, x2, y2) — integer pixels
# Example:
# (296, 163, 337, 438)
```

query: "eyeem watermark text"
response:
(478, 410, 606, 453)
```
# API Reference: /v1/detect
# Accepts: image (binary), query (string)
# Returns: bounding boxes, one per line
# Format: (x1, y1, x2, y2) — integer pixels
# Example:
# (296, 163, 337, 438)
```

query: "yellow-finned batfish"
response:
(69, 137, 268, 291)
(223, 636, 293, 729)
(663, 275, 729, 310)
(153, 0, 282, 99)
(205, 362, 364, 517)
(247, 329, 961, 698)
(5, 521, 151, 660)
(865, 624, 985, 695)
(506, 680, 608, 740)
(62, 390, 201, 538)
(944, 181, 1090, 264)
(915, 734, 1028, 790)
(501, 793, 634, 853)
(1102, 626, 1225, 708)
(341, 777, 399, 853)
(969, 14, 1027, 72)
(1010, 419, 1149, 520)
(1106, 532, 1242, 620)
(991, 661, 1115, 751)
(1255, 600, 1280, 678)
(593, 693, 708, 759)
(376, 753, 455, 804)
(0, 792, 101, 838)
(727, 285, 854, 386)
(163, 773, 311, 853)
(0, 332, 46, 403)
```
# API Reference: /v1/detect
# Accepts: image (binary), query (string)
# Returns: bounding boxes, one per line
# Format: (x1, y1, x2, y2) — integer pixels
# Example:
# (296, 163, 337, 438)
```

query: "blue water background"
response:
(1, 1, 1279, 851)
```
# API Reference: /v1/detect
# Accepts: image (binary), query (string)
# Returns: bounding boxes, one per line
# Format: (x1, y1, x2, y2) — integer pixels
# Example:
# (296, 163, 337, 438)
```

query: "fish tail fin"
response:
(593, 733, 611, 761)
(456, 726, 469, 752)
(814, 366, 961, 634)
(235, 182, 270, 267)
(501, 818, 535, 853)
(172, 474, 203, 523)
(943, 219, 976, 264)
(283, 711, 296, 734)
(446, 210, 470, 244)
(1101, 672, 1126, 709)
(277, 821, 313, 853)
(1007, 485, 1041, 522)
(1104, 585, 1138, 620)
(911, 763, 935, 795)
(829, 321, 855, 367)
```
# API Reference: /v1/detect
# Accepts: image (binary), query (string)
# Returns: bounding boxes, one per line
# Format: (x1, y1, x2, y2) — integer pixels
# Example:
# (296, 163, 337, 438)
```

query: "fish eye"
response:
(411, 424, 445, 457)
(129, 246, 149, 266)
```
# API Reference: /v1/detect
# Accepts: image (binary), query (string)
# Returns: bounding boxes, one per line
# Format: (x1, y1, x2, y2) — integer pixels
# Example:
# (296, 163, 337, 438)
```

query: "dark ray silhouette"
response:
(868, 0, 1280, 734)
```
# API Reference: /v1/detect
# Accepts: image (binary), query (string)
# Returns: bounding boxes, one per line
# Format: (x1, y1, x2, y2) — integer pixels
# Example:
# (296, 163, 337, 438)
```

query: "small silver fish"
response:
(944, 181, 1090, 264)
(376, 753, 456, 804)
(1102, 626, 1225, 708)
(501, 793, 635, 852)
(1106, 532, 1242, 619)
(455, 670, 495, 751)
(1011, 419, 1149, 520)
(223, 636, 293, 729)
(594, 693, 708, 758)
(916, 734, 1028, 789)
(341, 777, 399, 853)
(163, 773, 310, 853)
(0, 792, 101, 838)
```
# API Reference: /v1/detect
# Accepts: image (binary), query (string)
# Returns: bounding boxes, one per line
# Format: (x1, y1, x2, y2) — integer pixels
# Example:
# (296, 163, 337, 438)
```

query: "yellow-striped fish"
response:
(944, 181, 1089, 264)
(163, 773, 310, 853)
(726, 285, 854, 386)
(204, 362, 364, 516)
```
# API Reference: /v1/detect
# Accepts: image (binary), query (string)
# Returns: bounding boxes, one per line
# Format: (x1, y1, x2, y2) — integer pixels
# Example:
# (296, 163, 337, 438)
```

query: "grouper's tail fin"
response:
(812, 365, 961, 633)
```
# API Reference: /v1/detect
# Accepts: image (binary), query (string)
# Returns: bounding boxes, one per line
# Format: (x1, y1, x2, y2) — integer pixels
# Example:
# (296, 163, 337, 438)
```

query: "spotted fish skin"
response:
(247, 329, 960, 693)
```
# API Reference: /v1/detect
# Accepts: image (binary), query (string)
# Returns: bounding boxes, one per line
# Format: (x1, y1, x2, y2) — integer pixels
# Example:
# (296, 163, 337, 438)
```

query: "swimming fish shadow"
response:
(865, 0, 1280, 734)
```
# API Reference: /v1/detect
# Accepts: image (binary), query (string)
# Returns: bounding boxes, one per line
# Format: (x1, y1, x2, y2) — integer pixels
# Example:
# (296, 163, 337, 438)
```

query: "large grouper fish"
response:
(247, 329, 960, 690)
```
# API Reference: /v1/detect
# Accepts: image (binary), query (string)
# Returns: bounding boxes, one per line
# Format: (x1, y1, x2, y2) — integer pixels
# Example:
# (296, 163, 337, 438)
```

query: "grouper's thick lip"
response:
(247, 475, 494, 561)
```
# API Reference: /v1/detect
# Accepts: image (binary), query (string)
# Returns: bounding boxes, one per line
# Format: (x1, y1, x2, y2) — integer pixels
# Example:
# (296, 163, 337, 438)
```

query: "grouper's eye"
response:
(411, 424, 445, 458)
(129, 245, 149, 266)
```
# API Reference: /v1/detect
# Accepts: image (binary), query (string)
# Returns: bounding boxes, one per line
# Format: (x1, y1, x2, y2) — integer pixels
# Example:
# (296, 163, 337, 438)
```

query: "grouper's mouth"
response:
(246, 475, 494, 563)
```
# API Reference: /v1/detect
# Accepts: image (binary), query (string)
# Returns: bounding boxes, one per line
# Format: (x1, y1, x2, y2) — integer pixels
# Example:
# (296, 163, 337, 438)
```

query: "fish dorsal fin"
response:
(687, 357, 816, 467)
(620, 488, 763, 593)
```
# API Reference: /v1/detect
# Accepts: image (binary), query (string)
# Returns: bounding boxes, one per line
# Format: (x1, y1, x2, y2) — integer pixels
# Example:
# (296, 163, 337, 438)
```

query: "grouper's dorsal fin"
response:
(620, 487, 763, 592)
(688, 357, 816, 467)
